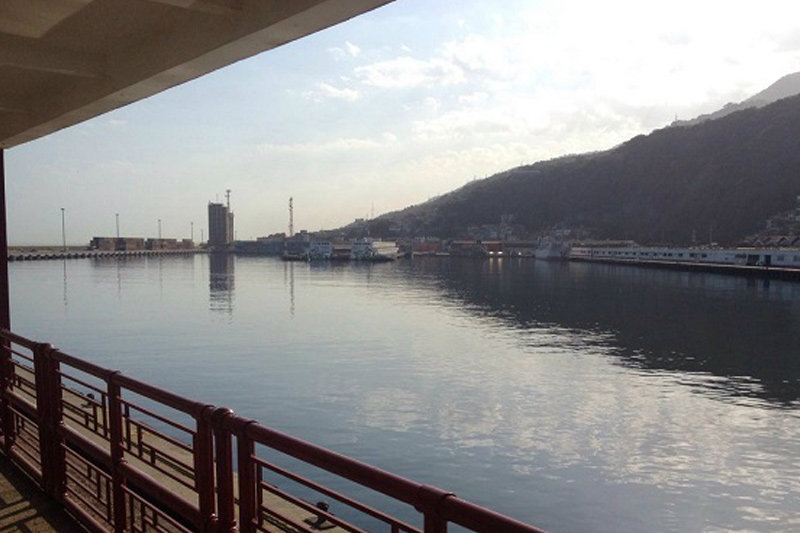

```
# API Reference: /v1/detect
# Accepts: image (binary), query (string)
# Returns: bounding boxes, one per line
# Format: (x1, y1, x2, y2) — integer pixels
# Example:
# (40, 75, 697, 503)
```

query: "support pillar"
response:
(0, 149, 9, 451)
(0, 148, 8, 331)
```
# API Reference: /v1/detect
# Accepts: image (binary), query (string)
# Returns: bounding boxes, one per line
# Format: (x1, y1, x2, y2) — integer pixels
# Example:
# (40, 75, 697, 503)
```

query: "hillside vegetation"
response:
(371, 93, 800, 245)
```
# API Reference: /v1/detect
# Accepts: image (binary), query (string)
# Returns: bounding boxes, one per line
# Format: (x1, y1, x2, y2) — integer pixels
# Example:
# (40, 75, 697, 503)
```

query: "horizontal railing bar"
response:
(122, 399, 196, 437)
(7, 450, 42, 482)
(242, 421, 424, 507)
(441, 497, 549, 533)
(10, 359, 34, 375)
(64, 496, 113, 533)
(65, 474, 111, 519)
(59, 371, 108, 396)
(123, 486, 195, 533)
(114, 374, 207, 417)
(62, 401, 105, 425)
(259, 481, 370, 533)
(8, 348, 34, 362)
(65, 467, 111, 496)
(6, 391, 37, 419)
(51, 350, 115, 379)
(120, 461, 202, 528)
(131, 445, 196, 492)
(61, 411, 109, 439)
(255, 457, 419, 532)
(0, 328, 38, 349)
(65, 448, 114, 482)
(11, 437, 42, 466)
(60, 425, 113, 469)
(127, 424, 193, 459)
(259, 506, 320, 533)
(52, 347, 209, 416)
(143, 445, 195, 478)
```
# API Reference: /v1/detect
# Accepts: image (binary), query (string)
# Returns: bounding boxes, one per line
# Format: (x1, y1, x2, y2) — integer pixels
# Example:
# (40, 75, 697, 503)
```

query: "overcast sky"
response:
(6, 0, 800, 245)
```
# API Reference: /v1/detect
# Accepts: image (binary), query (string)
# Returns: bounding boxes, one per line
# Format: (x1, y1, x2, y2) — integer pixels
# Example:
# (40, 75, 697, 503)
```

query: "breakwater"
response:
(7, 249, 204, 261)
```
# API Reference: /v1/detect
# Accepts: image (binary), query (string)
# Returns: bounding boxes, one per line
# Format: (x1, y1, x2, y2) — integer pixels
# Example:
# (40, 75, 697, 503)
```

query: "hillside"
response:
(365, 93, 800, 245)
(675, 71, 800, 126)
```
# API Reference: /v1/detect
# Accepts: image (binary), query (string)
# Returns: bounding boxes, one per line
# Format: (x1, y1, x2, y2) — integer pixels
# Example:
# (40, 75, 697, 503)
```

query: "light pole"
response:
(158, 219, 162, 240)
(60, 208, 66, 252)
(116, 213, 120, 239)
(190, 221, 194, 242)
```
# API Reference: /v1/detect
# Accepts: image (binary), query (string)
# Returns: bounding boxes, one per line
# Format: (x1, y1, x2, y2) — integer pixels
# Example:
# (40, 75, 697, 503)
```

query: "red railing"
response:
(0, 328, 549, 533)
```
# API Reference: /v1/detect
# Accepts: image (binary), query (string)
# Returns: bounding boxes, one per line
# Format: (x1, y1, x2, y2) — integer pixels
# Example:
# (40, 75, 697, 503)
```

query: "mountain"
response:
(675, 71, 800, 126)
(362, 92, 800, 245)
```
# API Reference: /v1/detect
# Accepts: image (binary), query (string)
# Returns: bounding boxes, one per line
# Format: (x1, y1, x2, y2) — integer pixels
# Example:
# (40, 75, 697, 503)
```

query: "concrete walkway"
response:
(0, 456, 85, 533)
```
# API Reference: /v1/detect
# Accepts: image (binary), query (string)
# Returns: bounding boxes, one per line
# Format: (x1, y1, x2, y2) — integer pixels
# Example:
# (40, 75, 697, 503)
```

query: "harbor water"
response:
(9, 255, 800, 532)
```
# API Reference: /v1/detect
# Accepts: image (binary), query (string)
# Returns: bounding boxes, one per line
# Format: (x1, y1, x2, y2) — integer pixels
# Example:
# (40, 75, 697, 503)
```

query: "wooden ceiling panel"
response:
(0, 0, 93, 38)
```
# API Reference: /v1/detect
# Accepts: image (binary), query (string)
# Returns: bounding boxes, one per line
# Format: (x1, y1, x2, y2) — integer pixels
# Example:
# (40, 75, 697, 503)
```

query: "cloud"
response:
(355, 56, 466, 88)
(327, 41, 362, 61)
(257, 136, 387, 155)
(458, 91, 489, 105)
(442, 34, 513, 80)
(302, 82, 359, 102)
(345, 41, 361, 57)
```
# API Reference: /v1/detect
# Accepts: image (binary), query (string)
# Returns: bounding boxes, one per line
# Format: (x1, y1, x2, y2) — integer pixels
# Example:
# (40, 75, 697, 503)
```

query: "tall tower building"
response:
(208, 202, 234, 248)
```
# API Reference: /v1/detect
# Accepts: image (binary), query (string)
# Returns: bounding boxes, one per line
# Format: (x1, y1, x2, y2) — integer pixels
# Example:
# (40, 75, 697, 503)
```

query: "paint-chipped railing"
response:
(0, 329, 548, 533)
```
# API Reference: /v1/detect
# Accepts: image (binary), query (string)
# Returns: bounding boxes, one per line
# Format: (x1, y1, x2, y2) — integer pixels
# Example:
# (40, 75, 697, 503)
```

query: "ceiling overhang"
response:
(0, 0, 392, 148)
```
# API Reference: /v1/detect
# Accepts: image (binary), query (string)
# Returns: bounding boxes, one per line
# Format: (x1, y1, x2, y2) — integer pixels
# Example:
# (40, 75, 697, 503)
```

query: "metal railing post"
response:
(196, 405, 217, 533)
(235, 419, 257, 533)
(107, 373, 127, 533)
(33, 343, 52, 491)
(415, 485, 453, 533)
(212, 407, 237, 533)
(47, 348, 66, 499)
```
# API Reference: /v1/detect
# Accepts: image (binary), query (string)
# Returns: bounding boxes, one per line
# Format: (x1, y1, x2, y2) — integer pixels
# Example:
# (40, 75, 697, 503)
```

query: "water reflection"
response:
(10, 255, 800, 533)
(284, 260, 295, 316)
(62, 259, 68, 311)
(209, 253, 234, 314)
(405, 258, 800, 407)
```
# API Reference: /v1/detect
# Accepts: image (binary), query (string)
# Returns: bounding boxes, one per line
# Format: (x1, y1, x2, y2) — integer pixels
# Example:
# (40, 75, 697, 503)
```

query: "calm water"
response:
(9, 255, 800, 532)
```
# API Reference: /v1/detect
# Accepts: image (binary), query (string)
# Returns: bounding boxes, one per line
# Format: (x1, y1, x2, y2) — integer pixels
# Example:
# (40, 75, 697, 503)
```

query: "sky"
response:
(6, 0, 800, 245)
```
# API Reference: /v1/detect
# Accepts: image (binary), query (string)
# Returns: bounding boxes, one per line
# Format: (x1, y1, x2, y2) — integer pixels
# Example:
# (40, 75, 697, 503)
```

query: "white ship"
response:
(351, 239, 399, 262)
(535, 239, 570, 260)
(308, 241, 333, 261)
(569, 245, 800, 268)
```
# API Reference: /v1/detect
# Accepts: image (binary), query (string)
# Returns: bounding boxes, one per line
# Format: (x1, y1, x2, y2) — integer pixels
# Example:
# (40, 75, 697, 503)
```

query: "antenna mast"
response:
(289, 197, 294, 237)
